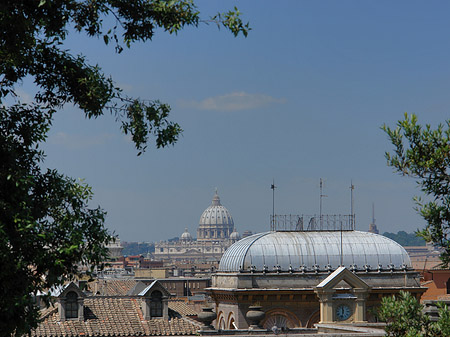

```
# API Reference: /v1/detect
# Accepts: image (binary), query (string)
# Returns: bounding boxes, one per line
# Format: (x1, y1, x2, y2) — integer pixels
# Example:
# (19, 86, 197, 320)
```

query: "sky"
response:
(23, 1, 450, 242)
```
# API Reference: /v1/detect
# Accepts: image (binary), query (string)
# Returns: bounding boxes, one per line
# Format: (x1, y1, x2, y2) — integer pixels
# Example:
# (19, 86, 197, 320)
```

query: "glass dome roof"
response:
(218, 230, 411, 272)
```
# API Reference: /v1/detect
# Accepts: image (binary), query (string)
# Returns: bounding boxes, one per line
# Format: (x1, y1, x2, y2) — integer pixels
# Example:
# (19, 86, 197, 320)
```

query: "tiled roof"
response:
(38, 305, 58, 321)
(168, 300, 199, 317)
(32, 297, 198, 337)
(410, 256, 442, 271)
(90, 279, 138, 296)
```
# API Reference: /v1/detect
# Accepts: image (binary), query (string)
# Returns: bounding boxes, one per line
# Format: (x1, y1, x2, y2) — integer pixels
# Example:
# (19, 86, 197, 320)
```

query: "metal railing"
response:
(270, 214, 355, 231)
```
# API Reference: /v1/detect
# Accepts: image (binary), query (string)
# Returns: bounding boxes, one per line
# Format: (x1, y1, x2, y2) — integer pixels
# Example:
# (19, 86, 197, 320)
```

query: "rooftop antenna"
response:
(341, 180, 355, 266)
(271, 179, 276, 231)
(340, 219, 343, 267)
(319, 178, 327, 230)
(350, 181, 355, 230)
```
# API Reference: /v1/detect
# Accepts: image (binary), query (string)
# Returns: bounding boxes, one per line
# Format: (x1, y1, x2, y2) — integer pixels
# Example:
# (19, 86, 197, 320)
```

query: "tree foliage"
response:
(378, 290, 450, 337)
(0, 0, 250, 153)
(382, 114, 450, 265)
(0, 106, 112, 335)
(383, 231, 426, 247)
(122, 241, 155, 256)
(0, 1, 249, 335)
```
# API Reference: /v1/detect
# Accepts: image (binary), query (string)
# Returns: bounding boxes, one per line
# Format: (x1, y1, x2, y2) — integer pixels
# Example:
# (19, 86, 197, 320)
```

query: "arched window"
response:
(229, 317, 236, 329)
(217, 311, 226, 330)
(150, 291, 163, 317)
(227, 312, 236, 329)
(219, 317, 226, 330)
(66, 291, 78, 319)
(261, 309, 298, 330)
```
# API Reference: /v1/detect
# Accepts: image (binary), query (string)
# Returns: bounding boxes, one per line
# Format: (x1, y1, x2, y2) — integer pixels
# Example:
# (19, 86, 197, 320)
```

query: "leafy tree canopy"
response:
(0, 1, 249, 335)
(383, 231, 426, 247)
(383, 113, 450, 265)
(378, 290, 450, 337)
(122, 241, 155, 256)
(0, 106, 111, 335)
(0, 0, 250, 153)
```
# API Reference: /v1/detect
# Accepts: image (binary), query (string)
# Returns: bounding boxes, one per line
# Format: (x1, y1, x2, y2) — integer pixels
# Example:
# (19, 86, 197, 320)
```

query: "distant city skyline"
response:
(28, 1, 450, 241)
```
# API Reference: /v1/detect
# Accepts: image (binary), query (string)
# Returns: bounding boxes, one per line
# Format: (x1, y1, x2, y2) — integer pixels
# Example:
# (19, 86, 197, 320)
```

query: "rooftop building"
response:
(209, 225, 424, 330)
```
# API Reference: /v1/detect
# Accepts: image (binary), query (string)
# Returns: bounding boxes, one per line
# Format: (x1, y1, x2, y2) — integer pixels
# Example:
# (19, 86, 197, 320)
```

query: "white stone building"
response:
(154, 191, 240, 263)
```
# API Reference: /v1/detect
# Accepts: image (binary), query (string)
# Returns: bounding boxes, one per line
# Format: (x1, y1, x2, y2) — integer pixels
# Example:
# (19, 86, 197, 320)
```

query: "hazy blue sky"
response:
(30, 1, 450, 241)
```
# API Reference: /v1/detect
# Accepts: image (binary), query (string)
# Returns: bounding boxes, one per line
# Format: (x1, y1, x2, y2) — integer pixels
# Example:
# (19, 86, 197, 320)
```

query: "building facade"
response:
(208, 230, 425, 330)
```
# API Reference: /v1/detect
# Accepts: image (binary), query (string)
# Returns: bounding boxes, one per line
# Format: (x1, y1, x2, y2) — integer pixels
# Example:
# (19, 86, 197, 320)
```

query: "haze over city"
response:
(26, 1, 450, 241)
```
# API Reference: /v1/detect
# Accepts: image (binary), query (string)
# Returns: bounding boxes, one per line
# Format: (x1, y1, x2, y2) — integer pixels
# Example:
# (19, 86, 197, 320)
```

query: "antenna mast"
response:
(271, 180, 276, 231)
(319, 178, 327, 230)
(340, 220, 343, 266)
(350, 181, 355, 230)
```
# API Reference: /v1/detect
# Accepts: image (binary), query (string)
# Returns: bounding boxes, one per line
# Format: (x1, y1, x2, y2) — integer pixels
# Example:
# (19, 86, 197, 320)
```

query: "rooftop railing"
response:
(270, 214, 355, 231)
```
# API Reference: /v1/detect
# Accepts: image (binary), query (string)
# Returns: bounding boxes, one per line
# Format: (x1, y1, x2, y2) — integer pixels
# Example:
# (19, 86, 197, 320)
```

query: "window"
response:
(447, 278, 450, 294)
(66, 292, 78, 319)
(150, 291, 163, 317)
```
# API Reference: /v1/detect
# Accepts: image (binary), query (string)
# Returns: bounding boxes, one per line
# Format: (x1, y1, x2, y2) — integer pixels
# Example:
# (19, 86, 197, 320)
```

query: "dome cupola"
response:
(219, 230, 412, 273)
(230, 229, 240, 241)
(180, 228, 192, 241)
(199, 190, 234, 226)
(197, 190, 234, 242)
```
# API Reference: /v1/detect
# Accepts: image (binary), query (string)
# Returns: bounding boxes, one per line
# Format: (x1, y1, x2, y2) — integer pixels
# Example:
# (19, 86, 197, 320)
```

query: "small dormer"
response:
(138, 280, 171, 320)
(55, 282, 86, 321)
(127, 281, 148, 296)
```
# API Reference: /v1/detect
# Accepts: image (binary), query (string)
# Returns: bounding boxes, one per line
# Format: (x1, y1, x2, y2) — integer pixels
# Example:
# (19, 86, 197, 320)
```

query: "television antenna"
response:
(271, 179, 276, 231)
(319, 178, 327, 230)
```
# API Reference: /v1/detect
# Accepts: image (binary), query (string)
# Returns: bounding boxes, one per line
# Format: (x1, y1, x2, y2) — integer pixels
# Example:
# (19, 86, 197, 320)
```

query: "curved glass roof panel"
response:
(218, 231, 411, 272)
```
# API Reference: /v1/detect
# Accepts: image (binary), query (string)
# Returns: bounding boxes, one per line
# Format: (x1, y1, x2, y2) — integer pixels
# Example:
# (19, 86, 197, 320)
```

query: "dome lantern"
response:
(211, 189, 221, 206)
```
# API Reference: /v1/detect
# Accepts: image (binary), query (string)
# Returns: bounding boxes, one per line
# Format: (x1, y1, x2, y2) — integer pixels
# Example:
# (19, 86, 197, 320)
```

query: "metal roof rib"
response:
(218, 231, 412, 272)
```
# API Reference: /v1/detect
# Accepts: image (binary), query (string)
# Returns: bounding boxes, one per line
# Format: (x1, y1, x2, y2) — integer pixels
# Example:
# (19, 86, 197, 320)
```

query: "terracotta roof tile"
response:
(32, 297, 198, 337)
(90, 279, 138, 296)
(168, 300, 198, 317)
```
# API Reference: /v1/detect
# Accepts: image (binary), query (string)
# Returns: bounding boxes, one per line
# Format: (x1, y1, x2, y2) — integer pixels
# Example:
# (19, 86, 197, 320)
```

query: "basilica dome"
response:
(199, 192, 234, 226)
(197, 191, 235, 242)
(218, 230, 411, 272)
